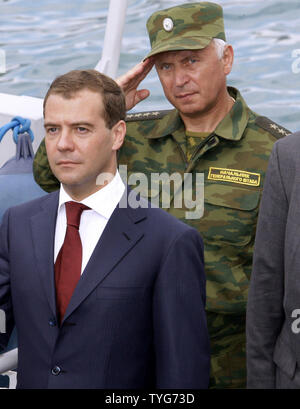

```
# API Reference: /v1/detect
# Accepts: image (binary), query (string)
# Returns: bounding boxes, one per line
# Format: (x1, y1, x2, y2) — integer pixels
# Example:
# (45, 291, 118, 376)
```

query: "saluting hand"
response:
(116, 58, 154, 111)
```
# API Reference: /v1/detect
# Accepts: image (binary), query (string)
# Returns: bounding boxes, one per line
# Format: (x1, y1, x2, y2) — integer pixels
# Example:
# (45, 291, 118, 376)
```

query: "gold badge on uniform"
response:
(208, 167, 260, 187)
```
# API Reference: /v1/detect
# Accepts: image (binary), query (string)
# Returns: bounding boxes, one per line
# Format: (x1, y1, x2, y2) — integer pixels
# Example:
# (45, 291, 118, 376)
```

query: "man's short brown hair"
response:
(43, 69, 126, 129)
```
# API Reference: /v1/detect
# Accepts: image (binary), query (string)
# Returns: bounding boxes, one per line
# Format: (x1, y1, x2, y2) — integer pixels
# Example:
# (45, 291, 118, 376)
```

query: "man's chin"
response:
(55, 174, 80, 187)
(175, 101, 213, 118)
(171, 99, 201, 115)
(177, 107, 204, 118)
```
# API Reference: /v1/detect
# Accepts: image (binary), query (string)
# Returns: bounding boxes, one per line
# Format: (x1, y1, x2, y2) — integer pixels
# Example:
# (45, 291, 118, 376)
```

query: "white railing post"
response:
(95, 0, 129, 78)
(0, 348, 18, 375)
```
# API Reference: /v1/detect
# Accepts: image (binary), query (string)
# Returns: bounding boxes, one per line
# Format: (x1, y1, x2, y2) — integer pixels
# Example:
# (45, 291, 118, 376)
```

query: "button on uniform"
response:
(51, 366, 61, 376)
(48, 318, 57, 327)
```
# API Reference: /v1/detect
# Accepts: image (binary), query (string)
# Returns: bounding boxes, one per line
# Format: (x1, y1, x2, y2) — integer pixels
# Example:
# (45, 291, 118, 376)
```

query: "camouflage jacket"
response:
(33, 87, 290, 324)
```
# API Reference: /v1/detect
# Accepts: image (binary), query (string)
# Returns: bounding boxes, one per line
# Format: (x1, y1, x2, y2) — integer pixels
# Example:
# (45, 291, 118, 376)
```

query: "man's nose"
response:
(57, 129, 75, 151)
(174, 67, 189, 87)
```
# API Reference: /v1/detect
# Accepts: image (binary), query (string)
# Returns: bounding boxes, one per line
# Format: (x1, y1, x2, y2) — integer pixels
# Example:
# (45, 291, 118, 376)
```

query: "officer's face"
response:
(154, 42, 233, 119)
(44, 89, 125, 200)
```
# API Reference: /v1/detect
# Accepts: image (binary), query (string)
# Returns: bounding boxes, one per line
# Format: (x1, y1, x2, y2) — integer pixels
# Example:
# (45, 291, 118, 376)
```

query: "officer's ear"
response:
(222, 45, 234, 76)
(111, 120, 126, 151)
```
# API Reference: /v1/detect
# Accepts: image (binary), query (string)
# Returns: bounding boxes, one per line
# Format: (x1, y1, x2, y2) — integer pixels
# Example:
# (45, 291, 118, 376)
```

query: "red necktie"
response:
(55, 201, 90, 323)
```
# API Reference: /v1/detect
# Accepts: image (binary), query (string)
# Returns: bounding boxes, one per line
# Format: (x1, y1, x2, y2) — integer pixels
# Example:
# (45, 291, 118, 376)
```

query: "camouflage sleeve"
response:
(33, 138, 59, 193)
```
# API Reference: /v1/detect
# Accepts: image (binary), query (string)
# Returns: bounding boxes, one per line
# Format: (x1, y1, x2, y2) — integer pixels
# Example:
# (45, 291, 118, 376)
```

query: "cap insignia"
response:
(163, 17, 174, 32)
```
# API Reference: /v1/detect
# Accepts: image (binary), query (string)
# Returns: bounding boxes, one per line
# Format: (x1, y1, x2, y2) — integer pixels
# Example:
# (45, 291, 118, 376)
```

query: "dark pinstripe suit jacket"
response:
(0, 189, 210, 389)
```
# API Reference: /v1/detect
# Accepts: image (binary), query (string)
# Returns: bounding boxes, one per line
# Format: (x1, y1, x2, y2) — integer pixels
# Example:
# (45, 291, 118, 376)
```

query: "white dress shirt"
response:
(54, 170, 125, 274)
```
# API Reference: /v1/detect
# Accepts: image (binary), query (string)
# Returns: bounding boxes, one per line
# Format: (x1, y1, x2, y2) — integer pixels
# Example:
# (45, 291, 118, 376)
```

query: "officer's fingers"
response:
(141, 57, 155, 73)
(137, 58, 154, 81)
(117, 62, 145, 89)
(117, 59, 154, 91)
(125, 89, 150, 111)
(135, 89, 150, 103)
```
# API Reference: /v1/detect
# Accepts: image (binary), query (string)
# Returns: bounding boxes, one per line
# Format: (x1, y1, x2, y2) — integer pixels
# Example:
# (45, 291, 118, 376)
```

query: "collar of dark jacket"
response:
(144, 87, 249, 142)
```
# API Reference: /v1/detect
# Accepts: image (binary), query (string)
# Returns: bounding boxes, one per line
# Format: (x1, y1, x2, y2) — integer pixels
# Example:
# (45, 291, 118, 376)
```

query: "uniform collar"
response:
(214, 87, 249, 141)
(144, 108, 184, 139)
(145, 87, 249, 142)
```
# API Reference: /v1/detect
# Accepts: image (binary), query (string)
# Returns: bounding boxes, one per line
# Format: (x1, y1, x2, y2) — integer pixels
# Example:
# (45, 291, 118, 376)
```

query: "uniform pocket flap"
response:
(204, 184, 260, 211)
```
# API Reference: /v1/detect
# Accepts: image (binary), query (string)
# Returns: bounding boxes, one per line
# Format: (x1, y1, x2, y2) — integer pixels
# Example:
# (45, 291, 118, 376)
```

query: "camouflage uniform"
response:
(33, 86, 290, 388)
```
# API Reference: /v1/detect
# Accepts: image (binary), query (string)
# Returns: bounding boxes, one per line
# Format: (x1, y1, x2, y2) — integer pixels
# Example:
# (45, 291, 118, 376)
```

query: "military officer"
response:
(33, 2, 290, 388)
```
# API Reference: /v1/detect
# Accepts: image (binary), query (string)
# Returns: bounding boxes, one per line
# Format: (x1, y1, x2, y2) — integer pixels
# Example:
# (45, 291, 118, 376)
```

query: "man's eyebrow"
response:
(70, 122, 95, 128)
(44, 121, 95, 129)
(155, 58, 171, 64)
(181, 52, 201, 61)
(44, 122, 58, 129)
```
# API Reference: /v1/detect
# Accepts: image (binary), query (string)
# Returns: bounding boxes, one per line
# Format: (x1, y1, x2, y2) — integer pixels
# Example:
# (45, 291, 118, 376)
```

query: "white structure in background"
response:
(95, 0, 129, 78)
(0, 350, 18, 389)
(0, 94, 44, 167)
(0, 0, 128, 387)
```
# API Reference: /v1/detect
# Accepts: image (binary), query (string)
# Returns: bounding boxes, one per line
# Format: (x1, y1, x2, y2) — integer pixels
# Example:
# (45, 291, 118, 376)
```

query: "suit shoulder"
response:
(125, 109, 173, 123)
(7, 191, 55, 216)
(254, 116, 291, 139)
(275, 131, 300, 152)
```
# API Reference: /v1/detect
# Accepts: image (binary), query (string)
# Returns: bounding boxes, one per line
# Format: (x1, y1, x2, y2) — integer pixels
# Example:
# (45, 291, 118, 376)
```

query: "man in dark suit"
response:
(0, 69, 210, 389)
(246, 131, 300, 389)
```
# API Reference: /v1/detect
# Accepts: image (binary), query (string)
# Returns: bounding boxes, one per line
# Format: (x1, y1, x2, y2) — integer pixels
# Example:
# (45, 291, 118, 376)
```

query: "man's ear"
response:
(111, 120, 126, 151)
(222, 44, 234, 76)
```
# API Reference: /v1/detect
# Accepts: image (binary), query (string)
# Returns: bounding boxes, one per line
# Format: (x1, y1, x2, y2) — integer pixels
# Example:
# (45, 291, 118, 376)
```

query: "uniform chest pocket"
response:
(202, 183, 261, 246)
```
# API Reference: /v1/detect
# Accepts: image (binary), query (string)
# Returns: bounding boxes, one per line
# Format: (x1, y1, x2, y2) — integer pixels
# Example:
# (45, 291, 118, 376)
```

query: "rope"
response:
(0, 116, 34, 144)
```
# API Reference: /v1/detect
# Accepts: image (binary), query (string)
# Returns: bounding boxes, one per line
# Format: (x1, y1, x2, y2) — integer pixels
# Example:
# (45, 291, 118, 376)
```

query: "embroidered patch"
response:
(208, 167, 261, 187)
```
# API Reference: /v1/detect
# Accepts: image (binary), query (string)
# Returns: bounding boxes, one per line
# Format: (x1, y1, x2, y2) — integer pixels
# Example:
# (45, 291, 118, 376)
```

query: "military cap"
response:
(145, 2, 226, 59)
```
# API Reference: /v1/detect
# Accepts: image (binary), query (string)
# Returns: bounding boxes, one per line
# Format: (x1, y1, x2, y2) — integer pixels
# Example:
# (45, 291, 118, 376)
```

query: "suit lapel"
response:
(62, 199, 146, 324)
(30, 191, 59, 317)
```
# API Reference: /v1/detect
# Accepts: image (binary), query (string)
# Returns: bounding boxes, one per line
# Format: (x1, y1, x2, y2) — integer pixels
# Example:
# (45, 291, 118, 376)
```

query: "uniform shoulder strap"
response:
(125, 109, 174, 122)
(255, 116, 291, 139)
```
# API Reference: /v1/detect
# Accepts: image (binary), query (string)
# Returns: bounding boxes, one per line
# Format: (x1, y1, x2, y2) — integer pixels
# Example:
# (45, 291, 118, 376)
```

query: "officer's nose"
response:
(174, 67, 189, 88)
